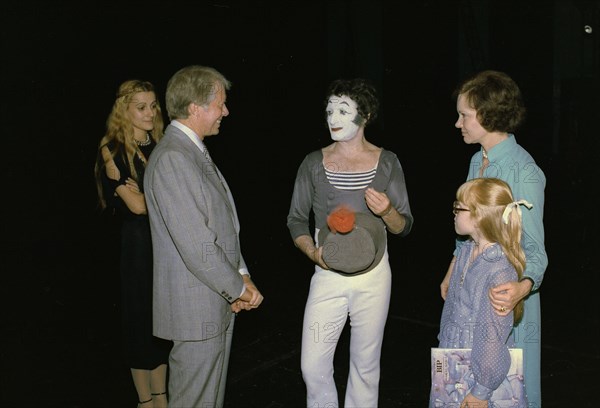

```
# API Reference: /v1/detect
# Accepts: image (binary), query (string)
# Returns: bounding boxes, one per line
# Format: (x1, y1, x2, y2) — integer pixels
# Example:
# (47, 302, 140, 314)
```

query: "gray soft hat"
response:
(318, 212, 387, 275)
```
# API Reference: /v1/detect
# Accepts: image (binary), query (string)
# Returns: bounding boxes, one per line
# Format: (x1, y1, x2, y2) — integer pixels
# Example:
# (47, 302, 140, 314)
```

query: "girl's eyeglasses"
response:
(452, 201, 470, 215)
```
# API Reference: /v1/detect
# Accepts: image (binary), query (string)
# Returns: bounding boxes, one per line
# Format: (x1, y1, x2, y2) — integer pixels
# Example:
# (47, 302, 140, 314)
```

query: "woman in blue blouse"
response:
(441, 70, 548, 406)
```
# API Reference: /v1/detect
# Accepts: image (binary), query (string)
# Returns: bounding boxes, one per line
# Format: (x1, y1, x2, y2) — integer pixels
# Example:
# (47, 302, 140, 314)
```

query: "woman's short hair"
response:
(454, 70, 526, 133)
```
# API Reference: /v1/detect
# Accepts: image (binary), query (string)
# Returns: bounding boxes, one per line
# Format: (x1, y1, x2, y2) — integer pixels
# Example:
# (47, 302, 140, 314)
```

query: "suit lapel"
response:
(165, 126, 233, 212)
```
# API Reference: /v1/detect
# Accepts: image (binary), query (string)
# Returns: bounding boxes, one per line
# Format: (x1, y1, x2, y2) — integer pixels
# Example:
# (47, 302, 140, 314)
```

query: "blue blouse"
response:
(460, 134, 547, 290)
(439, 241, 516, 400)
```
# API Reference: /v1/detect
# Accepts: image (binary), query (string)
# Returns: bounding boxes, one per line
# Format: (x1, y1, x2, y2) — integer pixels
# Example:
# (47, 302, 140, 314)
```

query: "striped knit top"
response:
(324, 166, 377, 190)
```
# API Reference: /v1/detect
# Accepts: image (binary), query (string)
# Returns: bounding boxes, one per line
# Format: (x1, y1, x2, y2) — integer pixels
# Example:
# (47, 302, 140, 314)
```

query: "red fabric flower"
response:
(327, 205, 355, 234)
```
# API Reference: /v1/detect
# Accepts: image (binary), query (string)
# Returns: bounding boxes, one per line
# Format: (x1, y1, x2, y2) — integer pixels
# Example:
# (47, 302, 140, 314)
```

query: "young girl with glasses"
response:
(431, 177, 531, 408)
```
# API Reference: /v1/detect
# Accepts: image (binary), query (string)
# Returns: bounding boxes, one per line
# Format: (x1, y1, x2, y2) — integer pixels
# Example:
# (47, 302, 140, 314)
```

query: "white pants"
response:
(301, 249, 391, 408)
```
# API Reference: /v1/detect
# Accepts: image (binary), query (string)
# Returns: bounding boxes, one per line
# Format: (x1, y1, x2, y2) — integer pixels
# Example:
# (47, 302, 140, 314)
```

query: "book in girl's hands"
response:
(430, 348, 528, 407)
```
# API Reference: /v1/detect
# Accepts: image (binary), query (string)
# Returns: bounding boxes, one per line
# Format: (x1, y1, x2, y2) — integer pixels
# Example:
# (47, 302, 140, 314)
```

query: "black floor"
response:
(2, 141, 600, 407)
(2, 105, 599, 408)
(2, 209, 598, 408)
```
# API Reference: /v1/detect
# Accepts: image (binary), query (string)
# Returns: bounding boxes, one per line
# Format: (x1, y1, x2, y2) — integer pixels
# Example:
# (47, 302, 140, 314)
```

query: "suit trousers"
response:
(301, 249, 391, 408)
(167, 313, 235, 408)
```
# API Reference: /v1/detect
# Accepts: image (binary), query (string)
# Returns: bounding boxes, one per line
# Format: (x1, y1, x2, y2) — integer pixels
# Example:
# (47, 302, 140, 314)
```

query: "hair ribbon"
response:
(502, 199, 533, 224)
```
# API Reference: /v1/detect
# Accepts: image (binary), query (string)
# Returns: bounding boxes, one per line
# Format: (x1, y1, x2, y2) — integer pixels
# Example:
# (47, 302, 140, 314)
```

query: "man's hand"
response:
(235, 275, 264, 311)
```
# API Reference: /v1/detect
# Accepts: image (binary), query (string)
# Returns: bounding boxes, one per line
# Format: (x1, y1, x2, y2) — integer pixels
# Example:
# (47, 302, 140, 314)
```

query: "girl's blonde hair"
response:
(94, 80, 164, 209)
(457, 178, 526, 323)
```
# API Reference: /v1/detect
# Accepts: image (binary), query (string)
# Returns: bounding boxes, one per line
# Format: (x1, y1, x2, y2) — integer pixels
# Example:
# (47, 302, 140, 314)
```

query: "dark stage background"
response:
(1, 1, 599, 407)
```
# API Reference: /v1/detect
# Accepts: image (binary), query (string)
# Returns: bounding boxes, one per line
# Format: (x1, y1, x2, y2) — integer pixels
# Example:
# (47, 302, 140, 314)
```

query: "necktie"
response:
(202, 146, 227, 193)
(202, 146, 213, 163)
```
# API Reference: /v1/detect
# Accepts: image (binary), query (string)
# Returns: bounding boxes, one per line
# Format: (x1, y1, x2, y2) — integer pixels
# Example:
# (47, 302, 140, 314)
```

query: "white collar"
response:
(171, 120, 208, 153)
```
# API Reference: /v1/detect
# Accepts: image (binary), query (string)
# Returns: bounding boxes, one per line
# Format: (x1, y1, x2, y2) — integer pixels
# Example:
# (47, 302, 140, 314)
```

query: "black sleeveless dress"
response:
(100, 139, 172, 369)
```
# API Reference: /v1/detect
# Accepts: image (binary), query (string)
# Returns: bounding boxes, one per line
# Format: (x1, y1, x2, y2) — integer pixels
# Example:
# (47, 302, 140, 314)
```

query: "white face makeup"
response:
(326, 95, 361, 142)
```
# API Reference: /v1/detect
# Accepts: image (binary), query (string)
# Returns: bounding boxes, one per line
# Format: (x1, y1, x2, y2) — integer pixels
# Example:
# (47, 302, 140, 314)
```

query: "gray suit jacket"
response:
(144, 123, 247, 341)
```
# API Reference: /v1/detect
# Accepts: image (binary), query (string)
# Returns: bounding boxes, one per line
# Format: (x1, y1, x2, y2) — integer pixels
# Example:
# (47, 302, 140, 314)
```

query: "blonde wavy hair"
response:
(457, 178, 526, 323)
(94, 80, 164, 209)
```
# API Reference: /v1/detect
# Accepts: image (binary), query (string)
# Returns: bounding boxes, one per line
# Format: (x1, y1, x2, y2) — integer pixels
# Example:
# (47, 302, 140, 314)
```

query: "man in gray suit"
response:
(144, 65, 264, 408)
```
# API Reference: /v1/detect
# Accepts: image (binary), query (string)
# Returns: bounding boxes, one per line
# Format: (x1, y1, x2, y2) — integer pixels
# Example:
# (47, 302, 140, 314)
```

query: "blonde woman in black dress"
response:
(94, 80, 171, 408)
